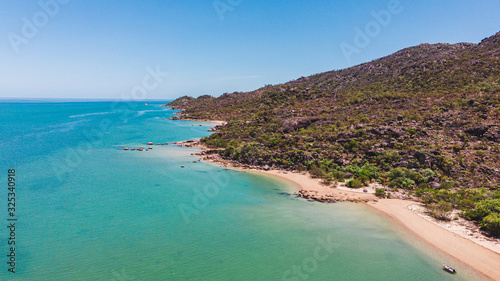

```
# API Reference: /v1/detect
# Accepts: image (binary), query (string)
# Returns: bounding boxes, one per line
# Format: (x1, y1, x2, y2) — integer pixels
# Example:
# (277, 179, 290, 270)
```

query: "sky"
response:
(0, 0, 499, 100)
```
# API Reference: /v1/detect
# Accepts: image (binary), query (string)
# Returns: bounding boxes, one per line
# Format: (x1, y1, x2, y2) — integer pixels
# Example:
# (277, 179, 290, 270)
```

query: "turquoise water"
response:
(0, 101, 481, 280)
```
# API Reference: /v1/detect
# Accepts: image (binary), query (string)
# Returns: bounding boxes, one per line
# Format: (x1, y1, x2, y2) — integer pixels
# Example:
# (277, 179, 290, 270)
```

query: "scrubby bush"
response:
(388, 167, 416, 189)
(358, 175, 370, 185)
(421, 193, 435, 205)
(428, 201, 453, 221)
(481, 213, 500, 237)
(310, 165, 328, 179)
(463, 199, 500, 221)
(419, 169, 436, 183)
(375, 188, 386, 198)
(387, 167, 437, 189)
(329, 170, 346, 181)
(343, 163, 379, 181)
(373, 150, 401, 168)
(347, 178, 364, 188)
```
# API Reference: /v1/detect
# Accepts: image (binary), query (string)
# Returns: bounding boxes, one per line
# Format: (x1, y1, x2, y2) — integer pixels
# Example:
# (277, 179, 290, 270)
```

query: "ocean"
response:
(0, 100, 480, 280)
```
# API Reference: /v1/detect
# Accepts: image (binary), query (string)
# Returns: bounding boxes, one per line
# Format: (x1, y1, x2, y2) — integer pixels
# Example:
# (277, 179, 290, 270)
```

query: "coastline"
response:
(240, 167, 500, 280)
(367, 199, 500, 281)
(169, 117, 226, 126)
(233, 169, 500, 281)
(176, 138, 500, 280)
(179, 118, 226, 125)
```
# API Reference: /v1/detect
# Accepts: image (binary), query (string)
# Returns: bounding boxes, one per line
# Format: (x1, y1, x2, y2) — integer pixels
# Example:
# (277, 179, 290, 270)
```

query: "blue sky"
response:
(0, 0, 499, 100)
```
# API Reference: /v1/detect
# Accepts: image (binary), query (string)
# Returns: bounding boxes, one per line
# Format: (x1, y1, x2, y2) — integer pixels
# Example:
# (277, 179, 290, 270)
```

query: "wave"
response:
(135, 108, 169, 117)
(69, 111, 115, 118)
(24, 120, 87, 138)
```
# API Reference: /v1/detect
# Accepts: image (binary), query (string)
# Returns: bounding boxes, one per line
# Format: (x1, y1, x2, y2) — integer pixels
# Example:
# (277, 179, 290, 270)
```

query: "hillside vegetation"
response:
(168, 31, 500, 236)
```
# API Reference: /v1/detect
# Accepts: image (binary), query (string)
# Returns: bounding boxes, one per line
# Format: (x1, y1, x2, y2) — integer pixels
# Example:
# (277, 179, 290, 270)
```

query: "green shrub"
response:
(463, 199, 500, 221)
(475, 150, 486, 158)
(388, 167, 408, 180)
(375, 188, 386, 198)
(481, 213, 500, 237)
(388, 177, 416, 189)
(343, 164, 379, 180)
(387, 167, 438, 189)
(310, 165, 328, 179)
(421, 193, 435, 205)
(347, 178, 364, 188)
(428, 201, 453, 221)
(420, 169, 436, 182)
(344, 140, 359, 152)
(401, 178, 416, 189)
(358, 175, 370, 184)
(330, 170, 346, 181)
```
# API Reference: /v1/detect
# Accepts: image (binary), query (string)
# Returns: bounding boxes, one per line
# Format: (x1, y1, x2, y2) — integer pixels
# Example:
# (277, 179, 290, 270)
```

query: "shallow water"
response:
(0, 101, 480, 280)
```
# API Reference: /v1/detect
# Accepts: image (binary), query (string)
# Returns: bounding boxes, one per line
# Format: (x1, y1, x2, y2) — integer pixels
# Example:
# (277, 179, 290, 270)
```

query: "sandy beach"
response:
(367, 199, 500, 281)
(175, 138, 500, 280)
(166, 115, 227, 126)
(241, 168, 500, 281)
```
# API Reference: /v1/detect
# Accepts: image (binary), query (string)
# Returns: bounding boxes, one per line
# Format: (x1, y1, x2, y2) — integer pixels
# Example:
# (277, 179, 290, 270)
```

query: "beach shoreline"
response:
(170, 117, 226, 126)
(176, 138, 500, 280)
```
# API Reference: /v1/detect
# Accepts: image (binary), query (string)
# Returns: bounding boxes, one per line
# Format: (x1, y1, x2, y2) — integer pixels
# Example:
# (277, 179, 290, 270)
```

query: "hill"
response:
(167, 31, 500, 236)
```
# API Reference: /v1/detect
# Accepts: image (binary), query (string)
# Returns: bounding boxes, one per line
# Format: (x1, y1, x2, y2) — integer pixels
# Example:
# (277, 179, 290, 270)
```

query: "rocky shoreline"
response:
(175, 138, 381, 203)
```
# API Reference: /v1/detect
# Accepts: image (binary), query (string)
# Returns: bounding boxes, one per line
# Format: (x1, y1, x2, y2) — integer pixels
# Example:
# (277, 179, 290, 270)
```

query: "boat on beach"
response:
(443, 265, 457, 274)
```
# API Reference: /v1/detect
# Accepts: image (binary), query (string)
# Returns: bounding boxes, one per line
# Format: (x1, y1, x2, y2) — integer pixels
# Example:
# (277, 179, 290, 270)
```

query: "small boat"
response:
(443, 265, 457, 274)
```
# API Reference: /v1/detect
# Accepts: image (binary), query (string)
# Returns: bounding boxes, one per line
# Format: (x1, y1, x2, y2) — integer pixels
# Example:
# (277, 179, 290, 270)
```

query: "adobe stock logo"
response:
(281, 234, 339, 281)
(8, 0, 70, 54)
(213, 0, 243, 21)
(340, 0, 405, 64)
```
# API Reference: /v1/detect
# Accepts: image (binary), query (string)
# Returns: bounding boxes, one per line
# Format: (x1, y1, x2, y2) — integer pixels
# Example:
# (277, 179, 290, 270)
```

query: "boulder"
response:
(395, 160, 408, 167)
(484, 126, 500, 142)
(430, 182, 441, 190)
(414, 151, 427, 165)
(282, 117, 321, 133)
(465, 125, 491, 137)
(365, 150, 377, 157)
(344, 172, 353, 178)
